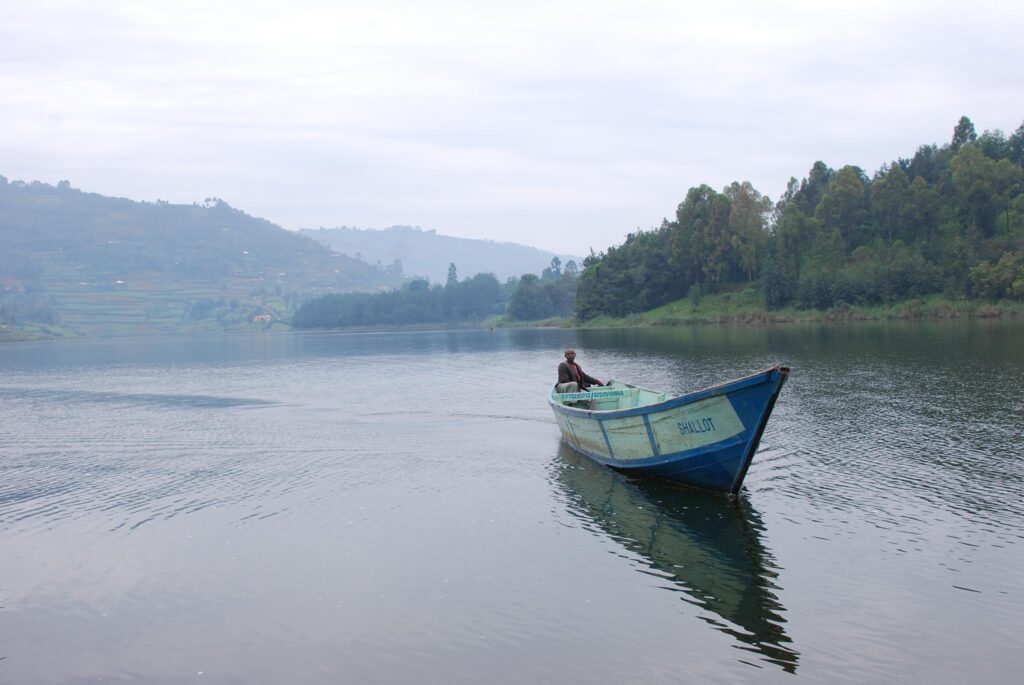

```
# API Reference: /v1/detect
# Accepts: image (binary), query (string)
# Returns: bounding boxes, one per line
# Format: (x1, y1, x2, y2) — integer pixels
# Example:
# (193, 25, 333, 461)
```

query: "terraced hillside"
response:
(0, 178, 398, 337)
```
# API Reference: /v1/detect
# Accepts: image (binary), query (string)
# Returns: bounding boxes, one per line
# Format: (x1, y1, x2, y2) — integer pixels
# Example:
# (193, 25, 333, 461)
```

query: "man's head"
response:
(564, 349, 576, 361)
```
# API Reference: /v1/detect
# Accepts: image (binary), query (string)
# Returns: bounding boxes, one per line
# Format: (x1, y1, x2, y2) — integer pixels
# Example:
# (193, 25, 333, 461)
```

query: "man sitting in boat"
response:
(556, 349, 604, 394)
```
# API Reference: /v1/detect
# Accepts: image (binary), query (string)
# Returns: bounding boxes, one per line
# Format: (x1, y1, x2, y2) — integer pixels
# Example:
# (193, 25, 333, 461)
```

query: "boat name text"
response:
(677, 417, 716, 436)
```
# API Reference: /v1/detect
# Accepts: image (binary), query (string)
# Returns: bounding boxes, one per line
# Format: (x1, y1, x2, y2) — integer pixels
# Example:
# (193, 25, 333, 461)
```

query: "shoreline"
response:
(501, 296, 1024, 329)
(4, 297, 1023, 342)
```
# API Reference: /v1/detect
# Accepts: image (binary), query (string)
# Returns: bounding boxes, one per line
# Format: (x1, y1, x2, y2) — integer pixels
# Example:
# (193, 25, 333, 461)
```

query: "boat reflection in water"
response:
(554, 445, 799, 672)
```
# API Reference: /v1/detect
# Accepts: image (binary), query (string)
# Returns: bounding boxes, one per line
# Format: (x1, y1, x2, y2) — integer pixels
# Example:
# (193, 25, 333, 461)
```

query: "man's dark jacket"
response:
(557, 361, 602, 390)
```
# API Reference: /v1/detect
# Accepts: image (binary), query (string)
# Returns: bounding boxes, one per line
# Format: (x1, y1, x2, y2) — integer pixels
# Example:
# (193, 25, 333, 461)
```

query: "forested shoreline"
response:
(290, 116, 1024, 330)
(291, 260, 579, 328)
(575, 116, 1024, 319)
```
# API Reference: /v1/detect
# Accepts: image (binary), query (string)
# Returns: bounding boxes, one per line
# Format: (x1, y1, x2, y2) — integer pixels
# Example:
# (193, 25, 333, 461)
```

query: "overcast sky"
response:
(2, 0, 1022, 255)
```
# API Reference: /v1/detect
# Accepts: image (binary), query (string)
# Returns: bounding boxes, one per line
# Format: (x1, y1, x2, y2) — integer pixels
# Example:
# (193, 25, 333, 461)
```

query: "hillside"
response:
(300, 225, 579, 282)
(0, 178, 398, 338)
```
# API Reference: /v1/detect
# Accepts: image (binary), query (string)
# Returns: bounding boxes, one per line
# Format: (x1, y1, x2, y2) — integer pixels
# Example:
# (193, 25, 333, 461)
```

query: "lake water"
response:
(1, 323, 1022, 684)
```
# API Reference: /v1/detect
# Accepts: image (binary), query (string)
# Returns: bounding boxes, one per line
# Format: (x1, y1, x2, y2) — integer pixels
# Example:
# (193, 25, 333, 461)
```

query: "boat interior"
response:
(556, 380, 669, 411)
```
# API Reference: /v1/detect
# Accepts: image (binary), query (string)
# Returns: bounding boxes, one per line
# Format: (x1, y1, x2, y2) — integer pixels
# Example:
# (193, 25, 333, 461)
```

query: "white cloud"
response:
(1, 0, 1022, 253)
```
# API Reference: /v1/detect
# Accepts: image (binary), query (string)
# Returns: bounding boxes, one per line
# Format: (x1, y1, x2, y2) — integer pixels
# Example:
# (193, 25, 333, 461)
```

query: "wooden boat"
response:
(549, 365, 789, 493)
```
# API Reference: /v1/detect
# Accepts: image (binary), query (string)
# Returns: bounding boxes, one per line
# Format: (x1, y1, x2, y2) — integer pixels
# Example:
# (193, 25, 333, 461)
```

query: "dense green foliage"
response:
(577, 116, 1024, 319)
(293, 257, 581, 327)
(292, 268, 507, 327)
(506, 258, 579, 320)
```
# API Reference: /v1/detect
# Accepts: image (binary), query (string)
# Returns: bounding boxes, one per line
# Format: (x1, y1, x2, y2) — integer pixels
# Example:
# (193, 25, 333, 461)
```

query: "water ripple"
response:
(0, 385, 278, 409)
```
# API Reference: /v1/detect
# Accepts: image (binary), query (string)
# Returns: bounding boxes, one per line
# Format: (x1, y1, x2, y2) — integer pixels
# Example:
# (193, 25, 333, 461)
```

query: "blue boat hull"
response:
(549, 366, 789, 493)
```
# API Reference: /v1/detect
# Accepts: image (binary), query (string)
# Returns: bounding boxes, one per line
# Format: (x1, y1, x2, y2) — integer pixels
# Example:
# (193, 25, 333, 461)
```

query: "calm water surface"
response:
(1, 323, 1022, 684)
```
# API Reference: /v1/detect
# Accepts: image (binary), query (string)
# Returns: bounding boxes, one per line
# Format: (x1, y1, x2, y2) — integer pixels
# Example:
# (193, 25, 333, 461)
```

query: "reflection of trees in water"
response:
(553, 445, 799, 673)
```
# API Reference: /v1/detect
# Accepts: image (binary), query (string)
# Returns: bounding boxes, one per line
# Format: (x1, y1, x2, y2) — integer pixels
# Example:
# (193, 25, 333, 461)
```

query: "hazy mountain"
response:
(0, 178, 398, 337)
(300, 225, 580, 283)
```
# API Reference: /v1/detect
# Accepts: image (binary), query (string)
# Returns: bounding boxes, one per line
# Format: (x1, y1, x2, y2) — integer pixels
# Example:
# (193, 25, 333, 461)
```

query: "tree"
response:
(546, 265, 580, 317)
(951, 144, 1002, 236)
(871, 164, 909, 244)
(773, 204, 817, 281)
(457, 273, 501, 318)
(726, 181, 771, 282)
(446, 262, 458, 288)
(978, 129, 1010, 160)
(669, 185, 735, 292)
(906, 144, 941, 184)
(573, 229, 677, 320)
(541, 256, 563, 281)
(795, 161, 834, 214)
(507, 274, 554, 320)
(760, 243, 797, 308)
(969, 252, 1024, 300)
(1008, 120, 1024, 167)
(574, 254, 610, 320)
(815, 166, 870, 249)
(952, 115, 978, 151)
(292, 271, 507, 327)
(902, 176, 939, 244)
(992, 159, 1024, 233)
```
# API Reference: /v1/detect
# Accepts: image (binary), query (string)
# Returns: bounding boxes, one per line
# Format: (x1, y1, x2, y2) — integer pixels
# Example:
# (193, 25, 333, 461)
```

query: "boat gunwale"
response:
(548, 364, 788, 421)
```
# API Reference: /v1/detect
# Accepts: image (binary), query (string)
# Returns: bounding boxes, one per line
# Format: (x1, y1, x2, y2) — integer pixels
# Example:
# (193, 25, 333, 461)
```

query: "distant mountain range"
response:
(300, 226, 580, 283)
(0, 178, 398, 337)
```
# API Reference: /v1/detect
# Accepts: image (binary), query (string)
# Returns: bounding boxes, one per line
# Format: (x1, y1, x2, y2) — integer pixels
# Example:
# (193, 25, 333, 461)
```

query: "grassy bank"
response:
(500, 288, 1024, 328)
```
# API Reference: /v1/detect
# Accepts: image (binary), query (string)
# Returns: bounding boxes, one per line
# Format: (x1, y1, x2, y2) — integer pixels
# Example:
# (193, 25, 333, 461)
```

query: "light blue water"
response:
(1, 323, 1022, 683)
